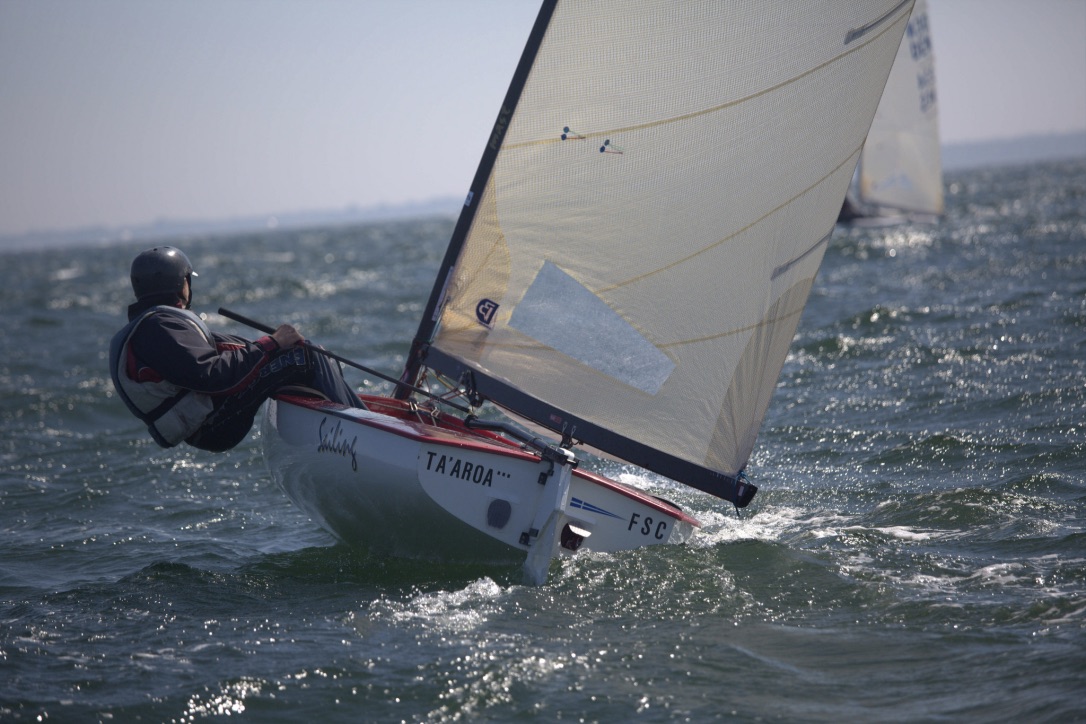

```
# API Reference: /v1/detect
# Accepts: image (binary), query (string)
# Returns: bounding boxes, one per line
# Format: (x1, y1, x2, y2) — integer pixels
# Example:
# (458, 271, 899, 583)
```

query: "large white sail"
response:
(855, 0, 943, 217)
(408, 0, 913, 503)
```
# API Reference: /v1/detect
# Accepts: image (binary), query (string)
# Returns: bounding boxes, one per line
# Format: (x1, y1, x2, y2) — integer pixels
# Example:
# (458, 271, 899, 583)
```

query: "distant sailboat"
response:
(257, 0, 914, 584)
(840, 0, 943, 223)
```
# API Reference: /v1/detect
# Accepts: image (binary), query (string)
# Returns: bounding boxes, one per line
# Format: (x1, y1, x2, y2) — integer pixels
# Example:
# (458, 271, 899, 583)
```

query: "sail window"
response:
(508, 261, 675, 395)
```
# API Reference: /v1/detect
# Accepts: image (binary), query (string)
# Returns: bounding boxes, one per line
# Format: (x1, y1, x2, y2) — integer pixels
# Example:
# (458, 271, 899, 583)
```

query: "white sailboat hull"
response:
(261, 394, 699, 566)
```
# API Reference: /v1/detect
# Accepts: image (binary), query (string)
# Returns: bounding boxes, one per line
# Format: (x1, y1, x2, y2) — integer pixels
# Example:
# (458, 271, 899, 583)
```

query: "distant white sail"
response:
(854, 0, 943, 217)
(411, 0, 913, 502)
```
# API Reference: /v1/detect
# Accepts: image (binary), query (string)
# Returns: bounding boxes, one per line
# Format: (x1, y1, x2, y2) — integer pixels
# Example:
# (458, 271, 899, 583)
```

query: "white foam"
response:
(366, 577, 505, 635)
(843, 525, 941, 541)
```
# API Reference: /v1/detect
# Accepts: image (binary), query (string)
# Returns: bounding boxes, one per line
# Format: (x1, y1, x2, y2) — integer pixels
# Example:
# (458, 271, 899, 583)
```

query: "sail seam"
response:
(504, 5, 912, 152)
(660, 303, 807, 349)
(596, 146, 862, 294)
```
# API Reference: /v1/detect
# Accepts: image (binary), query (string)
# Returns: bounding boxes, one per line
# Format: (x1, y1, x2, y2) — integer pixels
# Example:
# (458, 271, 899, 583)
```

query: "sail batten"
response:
(846, 0, 914, 43)
(408, 1, 914, 504)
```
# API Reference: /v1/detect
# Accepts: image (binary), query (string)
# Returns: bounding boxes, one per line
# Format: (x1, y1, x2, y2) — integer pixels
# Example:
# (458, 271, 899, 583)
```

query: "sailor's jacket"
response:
(109, 304, 279, 447)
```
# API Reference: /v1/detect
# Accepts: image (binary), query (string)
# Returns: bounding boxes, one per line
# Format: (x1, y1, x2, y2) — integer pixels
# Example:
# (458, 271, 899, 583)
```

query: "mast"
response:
(397, 0, 559, 398)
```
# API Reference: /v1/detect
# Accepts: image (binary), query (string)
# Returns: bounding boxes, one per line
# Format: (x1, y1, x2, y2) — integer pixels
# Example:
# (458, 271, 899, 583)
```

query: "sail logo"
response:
(476, 298, 499, 327)
(916, 67, 937, 113)
(906, 12, 932, 61)
(570, 497, 621, 520)
(489, 104, 512, 151)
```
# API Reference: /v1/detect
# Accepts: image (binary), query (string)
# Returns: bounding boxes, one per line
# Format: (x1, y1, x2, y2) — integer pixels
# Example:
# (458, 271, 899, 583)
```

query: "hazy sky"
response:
(1, 0, 1084, 238)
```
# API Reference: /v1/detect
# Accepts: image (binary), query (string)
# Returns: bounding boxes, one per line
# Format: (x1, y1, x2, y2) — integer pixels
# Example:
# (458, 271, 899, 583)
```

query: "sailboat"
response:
(258, 0, 914, 584)
(839, 0, 943, 223)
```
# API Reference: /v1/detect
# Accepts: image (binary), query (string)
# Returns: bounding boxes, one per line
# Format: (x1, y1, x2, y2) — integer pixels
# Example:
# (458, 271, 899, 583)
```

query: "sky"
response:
(1, 0, 1084, 238)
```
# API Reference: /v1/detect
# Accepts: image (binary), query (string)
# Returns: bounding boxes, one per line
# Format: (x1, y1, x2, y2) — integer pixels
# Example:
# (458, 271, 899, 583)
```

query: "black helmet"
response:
(130, 246, 197, 302)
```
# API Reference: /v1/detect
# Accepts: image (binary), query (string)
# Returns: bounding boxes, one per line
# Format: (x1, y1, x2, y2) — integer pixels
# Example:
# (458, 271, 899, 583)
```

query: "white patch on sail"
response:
(509, 261, 674, 395)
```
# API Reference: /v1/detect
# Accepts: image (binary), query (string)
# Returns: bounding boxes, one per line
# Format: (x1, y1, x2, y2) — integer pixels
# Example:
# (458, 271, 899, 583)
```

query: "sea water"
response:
(1, 158, 1083, 721)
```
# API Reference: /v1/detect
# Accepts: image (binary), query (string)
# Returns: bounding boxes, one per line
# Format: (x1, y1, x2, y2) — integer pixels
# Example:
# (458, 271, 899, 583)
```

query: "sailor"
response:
(109, 246, 355, 452)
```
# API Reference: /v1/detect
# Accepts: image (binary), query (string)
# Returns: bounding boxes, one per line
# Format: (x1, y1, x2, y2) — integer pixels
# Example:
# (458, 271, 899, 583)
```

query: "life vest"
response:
(109, 306, 216, 447)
